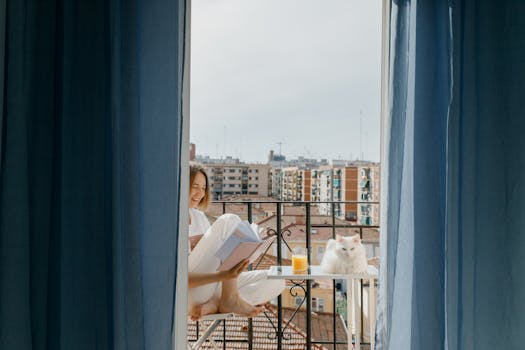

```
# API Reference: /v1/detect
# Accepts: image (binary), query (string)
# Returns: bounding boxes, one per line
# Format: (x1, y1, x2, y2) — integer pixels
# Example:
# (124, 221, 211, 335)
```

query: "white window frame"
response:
(175, 0, 192, 347)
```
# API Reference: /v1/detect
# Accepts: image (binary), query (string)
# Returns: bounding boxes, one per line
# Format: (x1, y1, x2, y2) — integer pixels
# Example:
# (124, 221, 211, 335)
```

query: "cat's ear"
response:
(336, 234, 343, 243)
(352, 234, 361, 244)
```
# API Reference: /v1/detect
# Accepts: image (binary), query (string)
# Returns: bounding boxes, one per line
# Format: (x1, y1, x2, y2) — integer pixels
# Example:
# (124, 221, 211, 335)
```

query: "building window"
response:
(312, 297, 325, 312)
(317, 246, 325, 260)
(295, 296, 304, 308)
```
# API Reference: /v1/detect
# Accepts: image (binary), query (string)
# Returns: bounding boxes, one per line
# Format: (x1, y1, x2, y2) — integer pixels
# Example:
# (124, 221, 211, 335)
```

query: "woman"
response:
(187, 164, 285, 320)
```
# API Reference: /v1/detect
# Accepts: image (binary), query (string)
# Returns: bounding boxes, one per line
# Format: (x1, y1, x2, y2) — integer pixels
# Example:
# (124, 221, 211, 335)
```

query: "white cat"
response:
(320, 234, 368, 274)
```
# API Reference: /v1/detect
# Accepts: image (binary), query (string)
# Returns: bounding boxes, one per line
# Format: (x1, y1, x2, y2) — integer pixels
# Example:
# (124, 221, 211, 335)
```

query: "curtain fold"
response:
(446, 1, 525, 349)
(0, 1, 186, 349)
(0, 0, 5, 168)
(378, 0, 525, 349)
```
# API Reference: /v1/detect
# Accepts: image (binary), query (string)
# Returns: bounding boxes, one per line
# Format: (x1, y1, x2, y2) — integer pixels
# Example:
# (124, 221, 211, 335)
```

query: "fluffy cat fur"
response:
(320, 234, 368, 274)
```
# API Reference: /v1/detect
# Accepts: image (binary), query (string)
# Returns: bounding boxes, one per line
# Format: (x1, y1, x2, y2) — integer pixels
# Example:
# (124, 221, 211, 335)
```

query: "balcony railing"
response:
(188, 200, 380, 349)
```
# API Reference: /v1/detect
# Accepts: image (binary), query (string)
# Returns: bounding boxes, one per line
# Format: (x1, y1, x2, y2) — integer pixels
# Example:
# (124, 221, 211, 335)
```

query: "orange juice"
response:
(292, 254, 308, 272)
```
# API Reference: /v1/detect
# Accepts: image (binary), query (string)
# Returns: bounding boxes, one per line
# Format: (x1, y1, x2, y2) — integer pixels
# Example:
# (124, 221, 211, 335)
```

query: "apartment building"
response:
(357, 165, 380, 225)
(304, 164, 380, 225)
(281, 167, 303, 201)
(316, 167, 344, 217)
(189, 143, 196, 161)
(269, 167, 282, 200)
(201, 163, 271, 199)
(300, 169, 312, 201)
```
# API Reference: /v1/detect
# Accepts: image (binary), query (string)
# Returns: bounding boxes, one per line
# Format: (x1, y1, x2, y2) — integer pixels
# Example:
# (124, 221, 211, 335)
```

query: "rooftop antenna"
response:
(223, 125, 227, 159)
(276, 142, 286, 168)
(359, 110, 363, 160)
(304, 146, 312, 159)
(276, 141, 285, 156)
(239, 136, 242, 161)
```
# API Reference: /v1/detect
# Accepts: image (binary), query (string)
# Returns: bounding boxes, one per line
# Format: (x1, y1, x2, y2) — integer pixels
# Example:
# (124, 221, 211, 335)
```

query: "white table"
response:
(267, 265, 377, 350)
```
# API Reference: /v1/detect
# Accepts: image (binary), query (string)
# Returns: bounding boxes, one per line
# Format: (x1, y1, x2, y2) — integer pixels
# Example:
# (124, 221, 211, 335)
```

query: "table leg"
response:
(354, 279, 360, 350)
(346, 276, 352, 350)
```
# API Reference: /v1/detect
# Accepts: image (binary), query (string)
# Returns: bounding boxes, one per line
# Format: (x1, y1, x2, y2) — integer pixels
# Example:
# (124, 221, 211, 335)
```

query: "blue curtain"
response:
(377, 0, 525, 349)
(0, 1, 187, 349)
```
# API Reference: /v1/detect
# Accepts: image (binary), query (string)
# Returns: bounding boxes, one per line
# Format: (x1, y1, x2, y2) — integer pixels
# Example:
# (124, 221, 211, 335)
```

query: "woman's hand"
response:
(188, 259, 249, 288)
(221, 259, 249, 280)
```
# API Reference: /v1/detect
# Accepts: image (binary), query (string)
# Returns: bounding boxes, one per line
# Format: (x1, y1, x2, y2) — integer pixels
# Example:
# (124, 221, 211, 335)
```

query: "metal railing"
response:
(189, 200, 379, 349)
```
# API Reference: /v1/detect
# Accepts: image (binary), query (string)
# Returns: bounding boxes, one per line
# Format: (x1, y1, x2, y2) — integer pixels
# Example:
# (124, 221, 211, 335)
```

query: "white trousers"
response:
(188, 214, 285, 306)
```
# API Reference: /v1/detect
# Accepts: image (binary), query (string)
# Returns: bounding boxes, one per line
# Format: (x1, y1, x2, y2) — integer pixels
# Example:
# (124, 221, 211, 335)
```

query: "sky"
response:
(190, 0, 382, 163)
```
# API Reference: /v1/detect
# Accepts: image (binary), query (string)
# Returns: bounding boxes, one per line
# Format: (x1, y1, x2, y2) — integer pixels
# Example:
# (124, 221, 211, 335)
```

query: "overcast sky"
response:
(190, 0, 382, 163)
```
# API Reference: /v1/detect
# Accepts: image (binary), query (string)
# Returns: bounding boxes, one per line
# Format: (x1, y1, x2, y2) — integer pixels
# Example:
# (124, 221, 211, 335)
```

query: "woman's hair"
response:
(189, 163, 211, 210)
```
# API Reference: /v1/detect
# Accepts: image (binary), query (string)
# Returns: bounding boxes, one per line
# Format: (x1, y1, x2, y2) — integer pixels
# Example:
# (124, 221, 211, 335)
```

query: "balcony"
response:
(187, 200, 380, 349)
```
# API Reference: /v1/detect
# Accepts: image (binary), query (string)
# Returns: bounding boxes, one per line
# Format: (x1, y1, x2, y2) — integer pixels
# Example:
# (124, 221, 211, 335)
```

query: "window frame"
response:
(175, 0, 192, 347)
(180, 0, 391, 347)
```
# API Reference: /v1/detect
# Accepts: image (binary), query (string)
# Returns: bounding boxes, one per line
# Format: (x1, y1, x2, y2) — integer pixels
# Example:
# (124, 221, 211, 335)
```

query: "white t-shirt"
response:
(189, 208, 211, 236)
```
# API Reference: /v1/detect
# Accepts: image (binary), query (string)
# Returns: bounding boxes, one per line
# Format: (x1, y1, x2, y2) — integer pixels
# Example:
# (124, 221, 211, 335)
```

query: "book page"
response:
(217, 236, 276, 272)
(215, 234, 244, 262)
(214, 221, 261, 260)
(234, 221, 261, 242)
(217, 242, 261, 271)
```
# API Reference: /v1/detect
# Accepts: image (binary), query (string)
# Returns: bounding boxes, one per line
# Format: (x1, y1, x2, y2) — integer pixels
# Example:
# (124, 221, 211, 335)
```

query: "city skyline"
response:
(192, 143, 380, 165)
(190, 0, 382, 163)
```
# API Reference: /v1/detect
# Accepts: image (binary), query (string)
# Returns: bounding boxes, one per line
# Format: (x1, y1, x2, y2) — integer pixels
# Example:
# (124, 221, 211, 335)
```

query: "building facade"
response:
(281, 167, 303, 201)
(201, 163, 271, 199)
(305, 164, 380, 224)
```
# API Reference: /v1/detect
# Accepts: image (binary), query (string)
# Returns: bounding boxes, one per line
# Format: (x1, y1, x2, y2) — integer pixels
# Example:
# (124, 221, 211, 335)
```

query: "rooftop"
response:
(187, 304, 327, 349)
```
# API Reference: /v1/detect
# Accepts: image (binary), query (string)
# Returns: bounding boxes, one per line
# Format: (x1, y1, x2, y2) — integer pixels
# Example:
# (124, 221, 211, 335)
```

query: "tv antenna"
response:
(276, 142, 285, 156)
(359, 110, 363, 160)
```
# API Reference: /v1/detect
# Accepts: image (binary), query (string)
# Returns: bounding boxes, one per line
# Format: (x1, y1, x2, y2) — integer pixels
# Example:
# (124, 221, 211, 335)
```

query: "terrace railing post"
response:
(276, 202, 283, 350)
(247, 201, 253, 223)
(305, 202, 312, 349)
(247, 201, 253, 350)
(331, 201, 337, 349)
(248, 319, 253, 350)
(359, 225, 364, 342)
(223, 319, 226, 350)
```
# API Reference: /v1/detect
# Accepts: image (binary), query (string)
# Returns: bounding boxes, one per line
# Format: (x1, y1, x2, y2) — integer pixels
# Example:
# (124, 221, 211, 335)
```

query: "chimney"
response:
(190, 143, 196, 161)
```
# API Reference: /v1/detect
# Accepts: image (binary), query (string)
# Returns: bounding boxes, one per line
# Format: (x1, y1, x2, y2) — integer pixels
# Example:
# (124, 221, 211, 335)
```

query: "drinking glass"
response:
(291, 247, 308, 272)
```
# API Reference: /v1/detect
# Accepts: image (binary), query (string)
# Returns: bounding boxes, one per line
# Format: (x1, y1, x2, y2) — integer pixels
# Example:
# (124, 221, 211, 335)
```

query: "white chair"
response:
(188, 313, 234, 350)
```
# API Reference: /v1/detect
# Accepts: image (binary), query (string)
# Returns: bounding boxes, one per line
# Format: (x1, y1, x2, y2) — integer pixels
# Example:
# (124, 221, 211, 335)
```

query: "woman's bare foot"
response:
(189, 298, 219, 321)
(188, 304, 202, 321)
(218, 294, 263, 317)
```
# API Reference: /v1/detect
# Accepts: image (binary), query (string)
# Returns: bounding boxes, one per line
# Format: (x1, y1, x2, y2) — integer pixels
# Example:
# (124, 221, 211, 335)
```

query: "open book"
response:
(215, 221, 276, 272)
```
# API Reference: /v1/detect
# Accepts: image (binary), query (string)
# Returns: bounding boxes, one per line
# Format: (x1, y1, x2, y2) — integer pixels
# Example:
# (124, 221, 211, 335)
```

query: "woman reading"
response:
(187, 164, 285, 320)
